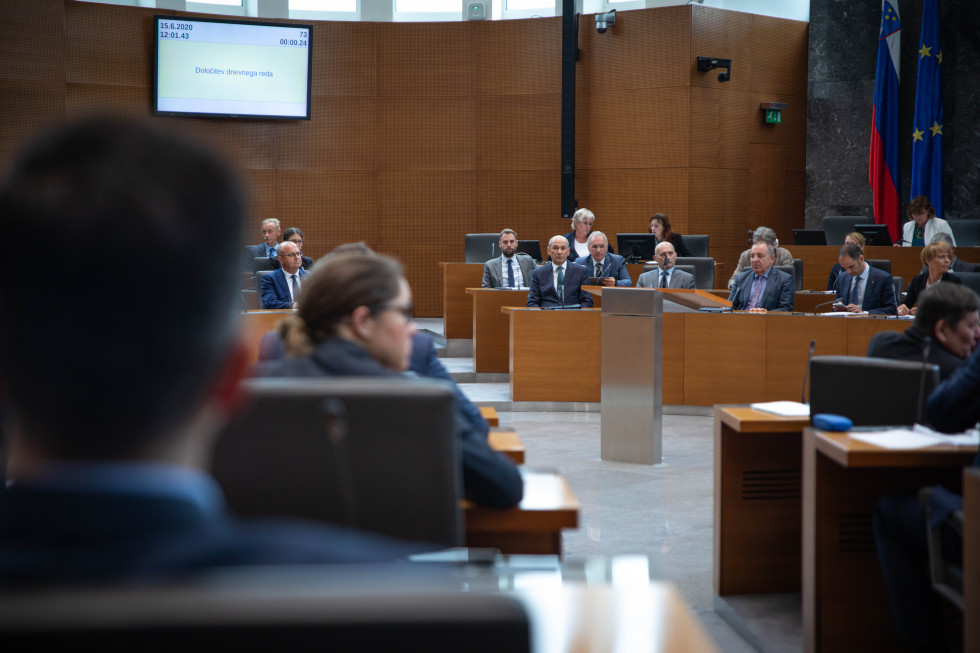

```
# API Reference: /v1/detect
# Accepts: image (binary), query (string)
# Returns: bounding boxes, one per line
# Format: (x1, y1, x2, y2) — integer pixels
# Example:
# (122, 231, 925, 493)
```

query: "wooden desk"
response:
(713, 406, 809, 596)
(788, 245, 980, 291)
(240, 310, 292, 364)
(480, 406, 499, 427)
(802, 427, 976, 652)
(464, 469, 579, 555)
(467, 288, 530, 373)
(441, 262, 484, 339)
(488, 430, 525, 464)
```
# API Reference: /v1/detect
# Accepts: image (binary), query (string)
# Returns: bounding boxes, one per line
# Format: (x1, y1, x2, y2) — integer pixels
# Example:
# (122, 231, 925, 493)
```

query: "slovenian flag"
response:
(869, 1, 901, 241)
(910, 0, 943, 217)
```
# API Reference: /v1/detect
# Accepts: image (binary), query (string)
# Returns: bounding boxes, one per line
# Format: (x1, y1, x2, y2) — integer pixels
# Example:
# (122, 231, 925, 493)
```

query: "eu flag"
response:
(910, 0, 943, 217)
(869, 1, 901, 241)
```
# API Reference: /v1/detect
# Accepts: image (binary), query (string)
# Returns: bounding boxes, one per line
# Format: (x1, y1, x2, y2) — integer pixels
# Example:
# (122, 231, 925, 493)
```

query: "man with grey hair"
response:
(527, 235, 593, 307)
(929, 232, 980, 273)
(728, 241, 794, 312)
(637, 241, 696, 289)
(727, 226, 794, 288)
(482, 228, 537, 288)
(576, 231, 632, 287)
(244, 217, 282, 271)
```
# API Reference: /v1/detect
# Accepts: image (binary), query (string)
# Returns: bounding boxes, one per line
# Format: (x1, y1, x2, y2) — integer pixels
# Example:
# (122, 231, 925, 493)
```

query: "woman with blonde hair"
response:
(897, 241, 962, 316)
(562, 207, 613, 262)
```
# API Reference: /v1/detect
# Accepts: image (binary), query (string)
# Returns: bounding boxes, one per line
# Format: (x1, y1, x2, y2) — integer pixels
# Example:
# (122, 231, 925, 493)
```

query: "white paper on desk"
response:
(818, 311, 869, 317)
(912, 423, 980, 447)
(850, 429, 943, 449)
(749, 401, 810, 417)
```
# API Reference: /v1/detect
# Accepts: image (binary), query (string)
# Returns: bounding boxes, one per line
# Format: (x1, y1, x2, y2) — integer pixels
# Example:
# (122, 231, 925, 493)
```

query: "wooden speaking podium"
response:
(594, 287, 732, 465)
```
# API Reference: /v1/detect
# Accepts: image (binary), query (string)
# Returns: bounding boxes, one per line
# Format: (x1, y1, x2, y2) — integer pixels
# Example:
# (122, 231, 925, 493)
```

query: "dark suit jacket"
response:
(408, 332, 489, 440)
(526, 263, 593, 308)
(561, 231, 613, 263)
(834, 264, 897, 314)
(867, 325, 965, 381)
(575, 253, 633, 286)
(664, 233, 693, 258)
(901, 271, 962, 310)
(728, 268, 795, 311)
(0, 474, 421, 585)
(254, 338, 523, 509)
(261, 268, 307, 309)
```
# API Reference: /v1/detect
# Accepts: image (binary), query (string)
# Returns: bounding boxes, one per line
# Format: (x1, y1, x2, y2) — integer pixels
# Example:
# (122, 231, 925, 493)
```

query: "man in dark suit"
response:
(833, 241, 898, 314)
(575, 231, 632, 287)
(526, 235, 593, 308)
(636, 241, 696, 289)
(727, 242, 794, 312)
(868, 282, 980, 380)
(261, 241, 308, 308)
(0, 120, 418, 586)
(482, 228, 536, 288)
(243, 218, 282, 271)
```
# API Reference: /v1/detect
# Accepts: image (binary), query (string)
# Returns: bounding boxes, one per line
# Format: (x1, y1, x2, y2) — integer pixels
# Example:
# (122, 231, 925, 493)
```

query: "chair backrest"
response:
(255, 270, 275, 306)
(793, 258, 804, 290)
(793, 229, 827, 246)
(252, 257, 276, 272)
(516, 240, 542, 261)
(955, 271, 980, 297)
(0, 585, 531, 651)
(211, 377, 463, 547)
(949, 219, 980, 247)
(774, 265, 801, 292)
(673, 257, 715, 289)
(683, 234, 709, 257)
(893, 276, 904, 304)
(822, 216, 867, 246)
(809, 355, 939, 426)
(465, 233, 501, 263)
(866, 259, 892, 275)
(240, 289, 259, 311)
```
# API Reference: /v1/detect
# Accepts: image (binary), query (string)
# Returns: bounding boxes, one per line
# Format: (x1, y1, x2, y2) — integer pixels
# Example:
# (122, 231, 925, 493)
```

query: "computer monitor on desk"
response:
(616, 233, 657, 263)
(855, 223, 894, 247)
(516, 240, 542, 261)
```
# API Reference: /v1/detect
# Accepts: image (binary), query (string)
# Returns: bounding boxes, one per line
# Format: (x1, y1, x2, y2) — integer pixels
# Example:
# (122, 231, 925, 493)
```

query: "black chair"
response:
(949, 219, 980, 247)
(954, 271, 980, 297)
(516, 240, 542, 261)
(240, 289, 259, 311)
(893, 276, 904, 305)
(866, 259, 892, 275)
(464, 234, 500, 263)
(673, 257, 715, 290)
(793, 229, 827, 246)
(822, 216, 867, 246)
(0, 584, 531, 651)
(773, 265, 799, 293)
(793, 258, 804, 290)
(253, 257, 276, 272)
(808, 356, 939, 426)
(211, 377, 463, 547)
(682, 234, 709, 257)
(255, 270, 275, 307)
(919, 485, 965, 611)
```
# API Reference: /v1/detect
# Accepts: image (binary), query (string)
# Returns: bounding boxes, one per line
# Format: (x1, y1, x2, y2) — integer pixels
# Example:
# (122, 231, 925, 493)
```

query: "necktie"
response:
(507, 258, 515, 287)
(595, 262, 602, 278)
(748, 275, 764, 309)
(850, 276, 863, 306)
(660, 271, 668, 288)
(269, 246, 276, 259)
(290, 273, 300, 302)
(556, 265, 564, 303)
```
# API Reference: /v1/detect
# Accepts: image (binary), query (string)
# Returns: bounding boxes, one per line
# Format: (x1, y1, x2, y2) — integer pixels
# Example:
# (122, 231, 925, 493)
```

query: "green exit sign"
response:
(765, 109, 781, 124)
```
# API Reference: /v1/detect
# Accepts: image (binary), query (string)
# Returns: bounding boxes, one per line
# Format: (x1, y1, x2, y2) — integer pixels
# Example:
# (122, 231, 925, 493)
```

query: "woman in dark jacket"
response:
(649, 213, 693, 258)
(898, 241, 961, 316)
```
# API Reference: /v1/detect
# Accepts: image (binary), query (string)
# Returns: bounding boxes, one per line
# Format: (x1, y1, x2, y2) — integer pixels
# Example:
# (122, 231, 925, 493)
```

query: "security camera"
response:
(595, 9, 616, 34)
(696, 56, 732, 83)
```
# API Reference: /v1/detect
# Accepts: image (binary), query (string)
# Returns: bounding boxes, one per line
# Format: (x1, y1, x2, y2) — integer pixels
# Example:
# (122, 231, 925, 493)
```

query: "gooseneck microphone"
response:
(801, 339, 817, 403)
(916, 336, 932, 425)
(813, 298, 840, 315)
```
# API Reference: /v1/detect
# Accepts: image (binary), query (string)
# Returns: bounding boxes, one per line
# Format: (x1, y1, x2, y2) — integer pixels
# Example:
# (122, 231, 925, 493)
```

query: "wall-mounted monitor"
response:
(153, 15, 312, 120)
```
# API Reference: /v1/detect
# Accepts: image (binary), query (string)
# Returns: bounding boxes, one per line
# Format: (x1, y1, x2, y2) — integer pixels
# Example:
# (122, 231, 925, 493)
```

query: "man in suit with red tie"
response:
(261, 240, 308, 308)
(526, 235, 593, 308)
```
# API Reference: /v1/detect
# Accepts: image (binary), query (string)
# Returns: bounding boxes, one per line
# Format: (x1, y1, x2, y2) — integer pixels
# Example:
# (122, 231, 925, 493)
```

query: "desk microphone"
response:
(813, 298, 840, 314)
(916, 335, 932, 425)
(240, 291, 248, 313)
(322, 398, 359, 527)
(801, 339, 816, 403)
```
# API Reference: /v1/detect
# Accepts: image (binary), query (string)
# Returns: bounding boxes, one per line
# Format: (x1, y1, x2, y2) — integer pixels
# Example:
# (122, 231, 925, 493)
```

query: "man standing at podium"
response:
(728, 242, 794, 312)
(482, 228, 535, 288)
(527, 236, 593, 308)
(576, 232, 632, 287)
(637, 241, 695, 289)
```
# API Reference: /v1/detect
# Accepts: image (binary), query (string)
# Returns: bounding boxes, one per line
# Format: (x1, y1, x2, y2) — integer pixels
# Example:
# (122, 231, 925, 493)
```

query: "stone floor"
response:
(417, 319, 802, 653)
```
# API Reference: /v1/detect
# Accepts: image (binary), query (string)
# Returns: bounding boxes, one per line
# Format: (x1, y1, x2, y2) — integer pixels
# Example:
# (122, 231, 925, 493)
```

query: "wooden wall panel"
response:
(278, 96, 378, 170)
(477, 94, 561, 171)
(378, 22, 477, 97)
(749, 15, 808, 97)
(475, 170, 562, 239)
(381, 244, 444, 317)
(580, 6, 690, 91)
(276, 170, 380, 252)
(585, 87, 689, 170)
(689, 86, 749, 170)
(747, 143, 787, 238)
(0, 0, 65, 82)
(0, 80, 66, 175)
(312, 21, 377, 96)
(379, 97, 476, 170)
(688, 167, 748, 281)
(378, 171, 478, 244)
(66, 83, 159, 123)
(66, 2, 157, 88)
(176, 118, 277, 172)
(786, 170, 805, 228)
(240, 168, 280, 244)
(690, 5, 752, 93)
(578, 168, 689, 236)
(476, 17, 562, 96)
(749, 92, 805, 172)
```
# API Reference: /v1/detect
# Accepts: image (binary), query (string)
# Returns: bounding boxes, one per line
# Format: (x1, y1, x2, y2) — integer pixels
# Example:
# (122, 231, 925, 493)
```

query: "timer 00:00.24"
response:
(279, 39, 308, 46)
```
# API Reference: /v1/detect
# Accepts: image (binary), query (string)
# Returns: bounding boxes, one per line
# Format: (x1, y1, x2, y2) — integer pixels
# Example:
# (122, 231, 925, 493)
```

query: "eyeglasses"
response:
(281, 252, 303, 259)
(371, 302, 414, 322)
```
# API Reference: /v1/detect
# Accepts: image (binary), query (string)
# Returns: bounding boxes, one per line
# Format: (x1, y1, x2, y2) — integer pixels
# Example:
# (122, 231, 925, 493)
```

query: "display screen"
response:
(153, 15, 312, 120)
